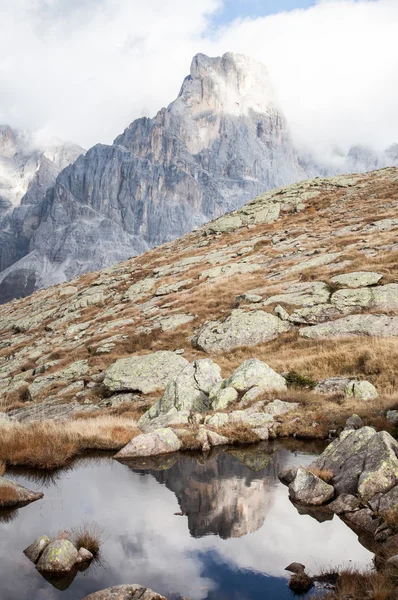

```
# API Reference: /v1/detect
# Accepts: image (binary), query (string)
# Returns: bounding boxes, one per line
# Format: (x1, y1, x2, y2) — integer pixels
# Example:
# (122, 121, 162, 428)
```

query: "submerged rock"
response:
(103, 351, 189, 394)
(193, 310, 290, 353)
(83, 584, 167, 600)
(115, 428, 181, 459)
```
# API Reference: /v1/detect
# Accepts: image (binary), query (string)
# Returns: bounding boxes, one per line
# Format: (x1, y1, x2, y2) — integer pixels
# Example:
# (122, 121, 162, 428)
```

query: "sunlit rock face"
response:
(151, 449, 286, 539)
(0, 53, 308, 302)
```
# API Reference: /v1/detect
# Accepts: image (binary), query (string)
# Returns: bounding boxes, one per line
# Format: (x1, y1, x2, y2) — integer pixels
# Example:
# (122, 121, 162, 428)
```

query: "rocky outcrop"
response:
(103, 351, 189, 394)
(280, 425, 398, 544)
(300, 314, 398, 339)
(115, 428, 182, 459)
(193, 310, 290, 353)
(0, 476, 43, 508)
(83, 585, 167, 600)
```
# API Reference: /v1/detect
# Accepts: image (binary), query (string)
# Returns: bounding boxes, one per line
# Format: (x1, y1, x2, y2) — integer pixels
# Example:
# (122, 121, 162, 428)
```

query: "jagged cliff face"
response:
(0, 126, 83, 301)
(0, 53, 308, 303)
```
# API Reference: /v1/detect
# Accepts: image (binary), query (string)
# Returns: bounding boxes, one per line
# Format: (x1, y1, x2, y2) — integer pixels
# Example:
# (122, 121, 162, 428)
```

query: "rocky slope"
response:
(0, 125, 84, 301)
(0, 167, 397, 446)
(2, 52, 397, 304)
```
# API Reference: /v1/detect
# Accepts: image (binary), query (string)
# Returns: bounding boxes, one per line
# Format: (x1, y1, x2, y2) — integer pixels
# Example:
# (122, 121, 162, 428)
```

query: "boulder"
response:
(300, 314, 398, 339)
(196, 427, 229, 452)
(36, 539, 79, 573)
(331, 284, 398, 312)
(77, 548, 94, 563)
(330, 271, 382, 288)
(264, 282, 330, 307)
(83, 585, 167, 600)
(344, 380, 378, 401)
(288, 304, 350, 325)
(24, 536, 51, 564)
(139, 359, 222, 430)
(0, 476, 44, 508)
(344, 415, 364, 431)
(114, 428, 181, 459)
(289, 468, 334, 505)
(193, 310, 290, 353)
(103, 351, 189, 394)
(387, 410, 398, 425)
(210, 359, 287, 409)
(315, 376, 351, 395)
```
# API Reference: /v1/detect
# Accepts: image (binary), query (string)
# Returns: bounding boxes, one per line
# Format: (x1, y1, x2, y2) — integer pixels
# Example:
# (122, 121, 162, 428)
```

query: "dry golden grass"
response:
(71, 522, 103, 556)
(321, 566, 398, 600)
(307, 467, 334, 483)
(0, 461, 5, 476)
(218, 423, 261, 445)
(0, 417, 140, 469)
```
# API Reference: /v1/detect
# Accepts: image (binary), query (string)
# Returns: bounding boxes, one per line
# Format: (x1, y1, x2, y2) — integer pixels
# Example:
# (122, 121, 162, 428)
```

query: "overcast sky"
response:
(0, 0, 397, 155)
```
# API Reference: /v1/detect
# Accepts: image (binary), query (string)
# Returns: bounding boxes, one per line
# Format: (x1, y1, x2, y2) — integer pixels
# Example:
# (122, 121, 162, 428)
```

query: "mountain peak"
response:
(177, 52, 276, 119)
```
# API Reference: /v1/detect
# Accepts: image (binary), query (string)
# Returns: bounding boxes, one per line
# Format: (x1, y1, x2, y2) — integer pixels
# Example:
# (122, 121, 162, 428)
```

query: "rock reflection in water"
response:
(149, 445, 279, 539)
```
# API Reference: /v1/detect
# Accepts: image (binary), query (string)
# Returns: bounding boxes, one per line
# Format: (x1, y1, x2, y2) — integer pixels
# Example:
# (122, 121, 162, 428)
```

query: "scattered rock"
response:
(289, 468, 334, 505)
(344, 380, 378, 401)
(344, 414, 364, 430)
(77, 548, 94, 563)
(265, 281, 330, 307)
(193, 310, 290, 353)
(114, 428, 182, 459)
(300, 314, 398, 339)
(103, 351, 189, 394)
(315, 377, 351, 395)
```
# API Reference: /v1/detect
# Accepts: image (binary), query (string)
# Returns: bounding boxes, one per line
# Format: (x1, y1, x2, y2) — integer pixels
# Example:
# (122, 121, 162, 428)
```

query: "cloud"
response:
(0, 0, 397, 154)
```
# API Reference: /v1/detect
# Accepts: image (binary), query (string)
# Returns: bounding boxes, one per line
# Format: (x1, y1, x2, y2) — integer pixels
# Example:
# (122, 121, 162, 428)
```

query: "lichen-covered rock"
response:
(103, 351, 189, 394)
(330, 271, 382, 288)
(344, 380, 378, 401)
(264, 399, 299, 416)
(24, 536, 51, 564)
(315, 376, 351, 395)
(289, 468, 334, 505)
(0, 476, 44, 509)
(210, 359, 287, 410)
(139, 359, 222, 430)
(28, 360, 89, 401)
(36, 540, 79, 573)
(265, 282, 330, 307)
(288, 304, 350, 325)
(83, 584, 167, 600)
(114, 428, 181, 459)
(300, 314, 398, 339)
(196, 426, 229, 451)
(193, 310, 290, 353)
(331, 284, 398, 311)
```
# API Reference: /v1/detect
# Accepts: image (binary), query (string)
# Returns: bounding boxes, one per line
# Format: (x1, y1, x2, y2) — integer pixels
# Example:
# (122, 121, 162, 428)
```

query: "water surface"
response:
(0, 441, 373, 600)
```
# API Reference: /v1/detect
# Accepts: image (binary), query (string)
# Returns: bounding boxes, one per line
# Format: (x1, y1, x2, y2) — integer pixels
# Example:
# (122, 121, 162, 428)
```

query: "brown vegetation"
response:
(0, 417, 139, 469)
(307, 467, 334, 483)
(71, 522, 103, 557)
(0, 484, 19, 506)
(317, 566, 398, 600)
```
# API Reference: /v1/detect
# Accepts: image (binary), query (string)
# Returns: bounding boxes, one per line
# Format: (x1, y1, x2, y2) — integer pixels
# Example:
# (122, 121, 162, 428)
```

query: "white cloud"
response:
(0, 0, 397, 154)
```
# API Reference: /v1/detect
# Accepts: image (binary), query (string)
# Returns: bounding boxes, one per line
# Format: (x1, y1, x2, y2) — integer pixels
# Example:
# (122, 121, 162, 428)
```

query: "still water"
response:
(0, 442, 373, 600)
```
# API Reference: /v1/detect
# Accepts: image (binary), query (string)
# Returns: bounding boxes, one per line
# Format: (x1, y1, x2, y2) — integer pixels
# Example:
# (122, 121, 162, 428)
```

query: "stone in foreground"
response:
(36, 539, 79, 574)
(83, 584, 167, 600)
(115, 428, 181, 459)
(289, 468, 334, 505)
(103, 351, 189, 394)
(24, 535, 51, 564)
(193, 309, 290, 353)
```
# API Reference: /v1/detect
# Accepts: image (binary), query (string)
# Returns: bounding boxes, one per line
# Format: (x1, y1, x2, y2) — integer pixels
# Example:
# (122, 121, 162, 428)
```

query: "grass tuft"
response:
(71, 522, 103, 557)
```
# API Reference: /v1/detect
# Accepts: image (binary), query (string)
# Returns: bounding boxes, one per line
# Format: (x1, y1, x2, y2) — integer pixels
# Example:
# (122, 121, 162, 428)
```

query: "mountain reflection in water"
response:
(0, 442, 372, 600)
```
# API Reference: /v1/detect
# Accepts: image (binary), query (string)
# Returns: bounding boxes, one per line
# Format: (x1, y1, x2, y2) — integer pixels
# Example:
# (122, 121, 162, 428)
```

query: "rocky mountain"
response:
(0, 125, 84, 301)
(0, 53, 311, 303)
(1, 53, 397, 305)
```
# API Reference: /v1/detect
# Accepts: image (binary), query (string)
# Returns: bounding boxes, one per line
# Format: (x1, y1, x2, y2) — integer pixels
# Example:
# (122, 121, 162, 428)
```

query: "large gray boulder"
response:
(114, 428, 181, 459)
(330, 271, 382, 288)
(139, 359, 222, 431)
(344, 380, 378, 401)
(103, 351, 189, 394)
(331, 284, 398, 311)
(289, 468, 334, 506)
(0, 476, 43, 509)
(83, 585, 167, 600)
(36, 540, 79, 573)
(210, 359, 287, 410)
(300, 314, 398, 339)
(193, 310, 290, 353)
(264, 281, 330, 307)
